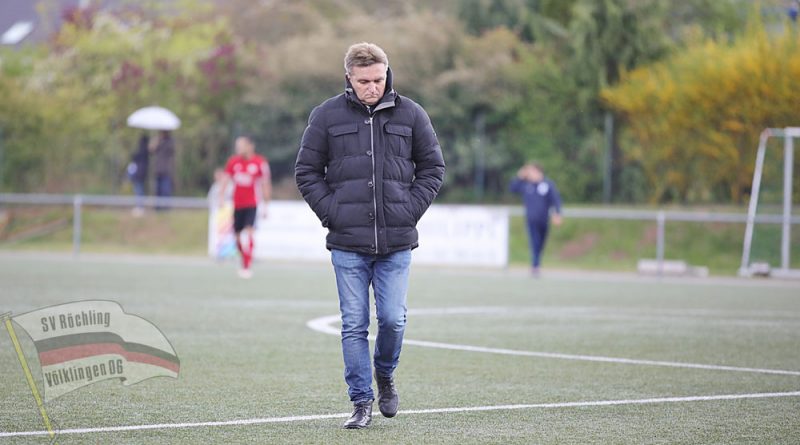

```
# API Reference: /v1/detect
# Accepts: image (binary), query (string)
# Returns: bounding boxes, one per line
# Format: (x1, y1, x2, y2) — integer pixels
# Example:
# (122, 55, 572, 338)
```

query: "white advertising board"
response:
(209, 201, 509, 268)
(413, 205, 509, 267)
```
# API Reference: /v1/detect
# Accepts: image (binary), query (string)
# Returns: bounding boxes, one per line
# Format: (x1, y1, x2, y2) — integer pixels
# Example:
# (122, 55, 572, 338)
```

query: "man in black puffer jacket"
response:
(296, 42, 445, 429)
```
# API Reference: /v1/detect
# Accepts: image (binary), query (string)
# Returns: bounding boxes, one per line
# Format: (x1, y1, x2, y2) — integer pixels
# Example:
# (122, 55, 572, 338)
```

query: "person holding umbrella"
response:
(152, 130, 175, 208)
(126, 106, 181, 211)
(127, 134, 149, 217)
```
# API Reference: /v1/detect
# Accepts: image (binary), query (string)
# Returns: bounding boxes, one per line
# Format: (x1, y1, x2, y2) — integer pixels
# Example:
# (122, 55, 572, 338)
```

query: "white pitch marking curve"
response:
(3, 391, 800, 438)
(305, 307, 800, 377)
(2, 307, 798, 438)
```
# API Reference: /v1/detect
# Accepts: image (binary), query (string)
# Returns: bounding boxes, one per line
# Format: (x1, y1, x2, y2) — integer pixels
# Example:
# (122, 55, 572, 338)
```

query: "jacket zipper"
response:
(367, 113, 378, 254)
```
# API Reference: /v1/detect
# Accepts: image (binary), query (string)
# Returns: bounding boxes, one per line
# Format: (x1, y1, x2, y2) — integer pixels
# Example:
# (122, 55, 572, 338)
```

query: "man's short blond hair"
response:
(344, 42, 389, 75)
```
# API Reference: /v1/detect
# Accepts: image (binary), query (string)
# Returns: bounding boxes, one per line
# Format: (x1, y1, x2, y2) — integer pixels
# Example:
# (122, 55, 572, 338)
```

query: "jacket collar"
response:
(345, 65, 397, 114)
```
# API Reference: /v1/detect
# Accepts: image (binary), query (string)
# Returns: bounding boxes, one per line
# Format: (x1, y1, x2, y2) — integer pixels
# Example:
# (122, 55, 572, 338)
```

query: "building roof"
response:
(1, 0, 86, 46)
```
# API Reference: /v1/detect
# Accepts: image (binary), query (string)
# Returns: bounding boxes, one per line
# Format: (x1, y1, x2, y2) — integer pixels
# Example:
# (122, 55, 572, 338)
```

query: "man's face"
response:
(235, 137, 254, 158)
(528, 166, 544, 182)
(348, 63, 387, 106)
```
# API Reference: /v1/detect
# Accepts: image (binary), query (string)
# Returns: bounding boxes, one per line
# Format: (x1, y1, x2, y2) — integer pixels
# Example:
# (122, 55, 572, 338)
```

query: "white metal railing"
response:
(1, 193, 798, 271)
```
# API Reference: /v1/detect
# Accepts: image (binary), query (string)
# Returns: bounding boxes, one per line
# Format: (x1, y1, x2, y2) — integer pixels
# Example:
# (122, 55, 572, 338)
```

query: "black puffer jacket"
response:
(295, 68, 445, 255)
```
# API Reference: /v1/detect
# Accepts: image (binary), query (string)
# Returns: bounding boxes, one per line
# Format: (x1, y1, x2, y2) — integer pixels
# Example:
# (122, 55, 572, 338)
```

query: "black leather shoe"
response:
(375, 371, 399, 418)
(342, 400, 373, 429)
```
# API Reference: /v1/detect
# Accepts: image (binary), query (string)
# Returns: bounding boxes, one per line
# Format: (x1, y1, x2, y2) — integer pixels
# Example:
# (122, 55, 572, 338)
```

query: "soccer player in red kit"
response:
(218, 135, 271, 278)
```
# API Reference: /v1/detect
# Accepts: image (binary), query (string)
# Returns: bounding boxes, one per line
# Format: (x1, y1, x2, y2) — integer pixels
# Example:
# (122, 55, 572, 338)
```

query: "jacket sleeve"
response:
(295, 106, 335, 227)
(409, 104, 446, 221)
(549, 180, 563, 214)
(509, 178, 525, 194)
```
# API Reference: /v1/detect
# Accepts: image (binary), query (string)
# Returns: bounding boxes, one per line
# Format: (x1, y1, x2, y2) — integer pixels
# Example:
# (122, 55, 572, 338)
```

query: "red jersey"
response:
(224, 154, 270, 209)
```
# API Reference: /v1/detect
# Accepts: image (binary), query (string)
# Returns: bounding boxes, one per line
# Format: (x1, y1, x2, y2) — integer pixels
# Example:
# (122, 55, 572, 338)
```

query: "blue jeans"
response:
(331, 248, 411, 403)
(526, 220, 549, 267)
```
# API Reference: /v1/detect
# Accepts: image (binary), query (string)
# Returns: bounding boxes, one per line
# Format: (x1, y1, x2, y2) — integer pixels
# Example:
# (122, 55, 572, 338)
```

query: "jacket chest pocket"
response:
(328, 123, 362, 158)
(384, 124, 412, 158)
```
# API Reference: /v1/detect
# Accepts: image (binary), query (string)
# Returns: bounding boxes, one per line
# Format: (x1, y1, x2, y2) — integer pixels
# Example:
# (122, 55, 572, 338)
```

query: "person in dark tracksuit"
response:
(510, 162, 563, 275)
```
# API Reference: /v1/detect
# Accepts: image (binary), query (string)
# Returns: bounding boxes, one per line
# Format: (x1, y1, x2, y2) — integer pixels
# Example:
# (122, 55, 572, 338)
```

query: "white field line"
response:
(400, 338, 800, 376)
(305, 310, 800, 377)
(3, 391, 800, 438)
(406, 306, 800, 328)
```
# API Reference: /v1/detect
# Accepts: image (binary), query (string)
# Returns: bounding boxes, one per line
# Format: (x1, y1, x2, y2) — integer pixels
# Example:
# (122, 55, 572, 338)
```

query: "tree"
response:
(495, 0, 749, 202)
(602, 16, 800, 203)
(2, 1, 245, 193)
(227, 5, 529, 199)
(0, 0, 761, 202)
(0, 70, 50, 191)
(459, 0, 572, 42)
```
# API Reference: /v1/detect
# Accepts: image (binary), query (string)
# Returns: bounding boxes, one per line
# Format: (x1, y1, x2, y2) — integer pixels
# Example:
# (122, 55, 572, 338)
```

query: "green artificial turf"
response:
(1, 253, 798, 444)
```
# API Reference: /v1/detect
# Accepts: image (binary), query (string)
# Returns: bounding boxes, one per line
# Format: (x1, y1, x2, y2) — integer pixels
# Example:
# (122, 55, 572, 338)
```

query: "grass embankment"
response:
(0, 206, 208, 255)
(511, 215, 800, 273)
(1, 205, 797, 274)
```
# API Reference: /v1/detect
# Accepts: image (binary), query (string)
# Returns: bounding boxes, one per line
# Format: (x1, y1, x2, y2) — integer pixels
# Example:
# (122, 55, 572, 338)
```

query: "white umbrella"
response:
(126, 106, 181, 131)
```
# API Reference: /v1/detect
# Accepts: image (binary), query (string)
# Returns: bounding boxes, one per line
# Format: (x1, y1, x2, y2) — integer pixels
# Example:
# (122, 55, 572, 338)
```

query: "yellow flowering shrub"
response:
(602, 22, 800, 203)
